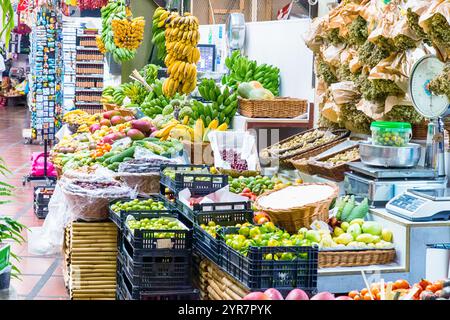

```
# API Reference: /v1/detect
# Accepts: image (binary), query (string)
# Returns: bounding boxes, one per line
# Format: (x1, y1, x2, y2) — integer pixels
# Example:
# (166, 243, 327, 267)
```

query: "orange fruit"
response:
(348, 290, 359, 299)
(257, 217, 269, 224)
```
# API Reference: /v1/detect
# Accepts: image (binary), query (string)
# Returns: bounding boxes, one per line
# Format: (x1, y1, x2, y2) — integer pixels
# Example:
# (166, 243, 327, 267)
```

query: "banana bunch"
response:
(102, 86, 115, 97)
(141, 79, 169, 117)
(223, 50, 280, 96)
(139, 64, 159, 85)
(152, 7, 173, 61)
(111, 16, 145, 50)
(63, 110, 90, 125)
(111, 87, 125, 105)
(121, 82, 148, 105)
(77, 124, 90, 133)
(153, 119, 180, 140)
(100, 0, 136, 63)
(169, 123, 194, 141)
(96, 35, 107, 54)
(162, 12, 201, 97)
(192, 79, 238, 127)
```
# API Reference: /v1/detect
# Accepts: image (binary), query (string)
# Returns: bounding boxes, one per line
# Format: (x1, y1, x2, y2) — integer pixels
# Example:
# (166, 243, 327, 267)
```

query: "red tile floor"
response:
(1, 105, 68, 300)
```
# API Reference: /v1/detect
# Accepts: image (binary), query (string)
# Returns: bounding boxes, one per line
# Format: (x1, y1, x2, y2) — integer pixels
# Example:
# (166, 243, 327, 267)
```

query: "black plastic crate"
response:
(121, 212, 192, 260)
(160, 164, 228, 196)
(121, 248, 192, 291)
(117, 268, 199, 300)
(34, 202, 49, 219)
(193, 210, 253, 264)
(176, 198, 251, 224)
(33, 185, 55, 204)
(219, 228, 318, 293)
(108, 195, 178, 229)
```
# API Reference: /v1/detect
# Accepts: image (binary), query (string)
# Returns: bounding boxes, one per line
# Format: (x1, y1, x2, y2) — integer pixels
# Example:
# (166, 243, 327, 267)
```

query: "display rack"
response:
(74, 29, 104, 114)
(28, 3, 63, 142)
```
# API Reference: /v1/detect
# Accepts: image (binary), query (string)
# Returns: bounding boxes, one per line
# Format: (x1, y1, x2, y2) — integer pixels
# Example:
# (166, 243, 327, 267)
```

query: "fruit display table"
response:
(317, 208, 450, 293)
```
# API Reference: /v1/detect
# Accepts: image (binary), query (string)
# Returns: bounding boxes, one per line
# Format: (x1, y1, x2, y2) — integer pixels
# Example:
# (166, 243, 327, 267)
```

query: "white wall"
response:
(199, 19, 314, 102)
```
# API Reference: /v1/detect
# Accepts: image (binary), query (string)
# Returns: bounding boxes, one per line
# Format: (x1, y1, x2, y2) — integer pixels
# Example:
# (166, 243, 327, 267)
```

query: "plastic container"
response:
(219, 227, 318, 293)
(117, 268, 199, 300)
(193, 209, 253, 265)
(175, 198, 252, 224)
(0, 244, 10, 272)
(121, 212, 192, 260)
(160, 164, 228, 197)
(370, 121, 412, 147)
(108, 195, 178, 230)
(120, 248, 192, 291)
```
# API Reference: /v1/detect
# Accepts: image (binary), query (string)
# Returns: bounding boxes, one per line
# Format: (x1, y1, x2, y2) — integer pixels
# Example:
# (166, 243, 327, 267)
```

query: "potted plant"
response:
(0, 158, 26, 291)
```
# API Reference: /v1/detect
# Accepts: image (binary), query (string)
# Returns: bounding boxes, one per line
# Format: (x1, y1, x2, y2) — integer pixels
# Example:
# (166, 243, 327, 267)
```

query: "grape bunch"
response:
(221, 149, 248, 171)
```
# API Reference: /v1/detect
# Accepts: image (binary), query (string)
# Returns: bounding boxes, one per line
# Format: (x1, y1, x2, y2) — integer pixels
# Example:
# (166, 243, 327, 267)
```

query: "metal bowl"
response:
(359, 141, 421, 168)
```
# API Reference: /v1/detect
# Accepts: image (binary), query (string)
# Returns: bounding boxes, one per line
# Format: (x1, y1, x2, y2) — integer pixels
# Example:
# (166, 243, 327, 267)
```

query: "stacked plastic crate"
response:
(110, 195, 199, 300)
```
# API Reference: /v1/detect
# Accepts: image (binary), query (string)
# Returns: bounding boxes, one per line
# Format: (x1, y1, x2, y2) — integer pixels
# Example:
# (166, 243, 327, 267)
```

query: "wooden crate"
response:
(64, 222, 118, 300)
(197, 259, 249, 300)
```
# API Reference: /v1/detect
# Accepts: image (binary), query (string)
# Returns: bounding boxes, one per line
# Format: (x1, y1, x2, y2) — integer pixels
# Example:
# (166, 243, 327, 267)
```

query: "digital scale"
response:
(384, 55, 450, 221)
(386, 188, 450, 221)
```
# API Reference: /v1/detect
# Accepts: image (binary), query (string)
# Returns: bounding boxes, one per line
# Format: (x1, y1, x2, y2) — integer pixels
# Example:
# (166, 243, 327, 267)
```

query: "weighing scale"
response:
(384, 55, 450, 221)
(345, 55, 450, 209)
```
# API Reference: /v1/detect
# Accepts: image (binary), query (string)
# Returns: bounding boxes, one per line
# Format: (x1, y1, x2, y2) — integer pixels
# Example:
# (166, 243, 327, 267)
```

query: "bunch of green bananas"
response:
(100, 0, 136, 63)
(192, 79, 238, 127)
(102, 86, 115, 98)
(141, 79, 169, 117)
(139, 64, 160, 86)
(121, 82, 148, 105)
(152, 7, 170, 61)
(111, 87, 125, 105)
(223, 50, 280, 96)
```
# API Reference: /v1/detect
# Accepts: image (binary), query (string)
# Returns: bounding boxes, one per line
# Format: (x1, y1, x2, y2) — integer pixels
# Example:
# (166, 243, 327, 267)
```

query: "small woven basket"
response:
(115, 172, 160, 195)
(318, 249, 396, 268)
(254, 183, 338, 233)
(238, 97, 308, 118)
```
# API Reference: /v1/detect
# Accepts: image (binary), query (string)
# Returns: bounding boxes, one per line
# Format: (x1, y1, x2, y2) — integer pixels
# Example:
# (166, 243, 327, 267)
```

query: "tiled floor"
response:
(0, 105, 68, 300)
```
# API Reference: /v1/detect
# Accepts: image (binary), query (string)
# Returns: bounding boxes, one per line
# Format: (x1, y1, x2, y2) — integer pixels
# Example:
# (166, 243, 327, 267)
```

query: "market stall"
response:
(20, 0, 450, 302)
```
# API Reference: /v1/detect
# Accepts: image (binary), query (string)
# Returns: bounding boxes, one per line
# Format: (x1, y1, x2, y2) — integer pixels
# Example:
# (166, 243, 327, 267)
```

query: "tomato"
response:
(418, 279, 432, 290)
(393, 279, 410, 290)
(348, 290, 359, 299)
(363, 292, 373, 300)
(257, 217, 269, 224)
(433, 281, 443, 291)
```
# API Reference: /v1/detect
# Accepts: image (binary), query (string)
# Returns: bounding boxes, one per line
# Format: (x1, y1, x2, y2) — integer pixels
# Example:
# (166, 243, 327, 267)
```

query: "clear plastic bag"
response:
(60, 178, 135, 222)
(117, 146, 183, 173)
(27, 183, 71, 255)
(208, 131, 260, 171)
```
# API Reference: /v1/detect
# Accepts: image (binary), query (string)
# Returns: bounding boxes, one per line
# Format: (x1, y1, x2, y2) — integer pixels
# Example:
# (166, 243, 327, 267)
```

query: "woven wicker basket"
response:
(306, 146, 360, 181)
(62, 189, 111, 221)
(287, 137, 348, 170)
(115, 172, 160, 195)
(319, 249, 396, 268)
(238, 97, 308, 118)
(254, 183, 338, 233)
(183, 140, 214, 165)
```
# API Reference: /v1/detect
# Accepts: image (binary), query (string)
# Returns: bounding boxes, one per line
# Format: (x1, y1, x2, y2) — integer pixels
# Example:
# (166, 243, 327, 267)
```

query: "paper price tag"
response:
(156, 239, 173, 249)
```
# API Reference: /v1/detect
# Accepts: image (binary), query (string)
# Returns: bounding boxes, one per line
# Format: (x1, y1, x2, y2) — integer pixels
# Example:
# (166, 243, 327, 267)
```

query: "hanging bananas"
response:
(161, 11, 201, 97)
(99, 0, 137, 63)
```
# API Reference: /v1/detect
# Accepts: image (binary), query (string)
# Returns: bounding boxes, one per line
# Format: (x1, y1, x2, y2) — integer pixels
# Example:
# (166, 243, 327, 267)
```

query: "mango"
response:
(362, 221, 382, 236)
(350, 218, 365, 226)
(306, 230, 321, 243)
(356, 233, 376, 244)
(333, 227, 344, 237)
(348, 223, 362, 240)
(341, 222, 350, 232)
(381, 229, 393, 242)
(348, 241, 359, 248)
(336, 233, 353, 245)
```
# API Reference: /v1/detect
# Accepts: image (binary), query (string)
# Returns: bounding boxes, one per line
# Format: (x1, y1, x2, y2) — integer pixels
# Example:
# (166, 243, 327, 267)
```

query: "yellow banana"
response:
(216, 123, 228, 131)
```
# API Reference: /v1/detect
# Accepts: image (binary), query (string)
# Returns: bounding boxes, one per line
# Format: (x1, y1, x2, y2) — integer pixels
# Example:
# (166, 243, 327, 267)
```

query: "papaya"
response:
(237, 82, 254, 99)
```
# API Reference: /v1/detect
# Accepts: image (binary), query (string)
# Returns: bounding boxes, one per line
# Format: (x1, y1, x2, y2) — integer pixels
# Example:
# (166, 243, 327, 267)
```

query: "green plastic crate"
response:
(0, 244, 11, 271)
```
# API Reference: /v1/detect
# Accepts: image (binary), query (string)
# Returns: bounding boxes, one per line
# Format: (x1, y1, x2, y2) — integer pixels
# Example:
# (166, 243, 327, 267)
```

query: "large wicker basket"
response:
(306, 146, 360, 181)
(238, 97, 308, 118)
(115, 172, 160, 195)
(62, 189, 111, 221)
(319, 249, 396, 268)
(254, 183, 338, 233)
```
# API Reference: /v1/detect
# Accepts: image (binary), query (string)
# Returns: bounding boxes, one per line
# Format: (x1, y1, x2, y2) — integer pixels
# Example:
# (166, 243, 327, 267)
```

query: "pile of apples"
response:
(243, 288, 352, 300)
